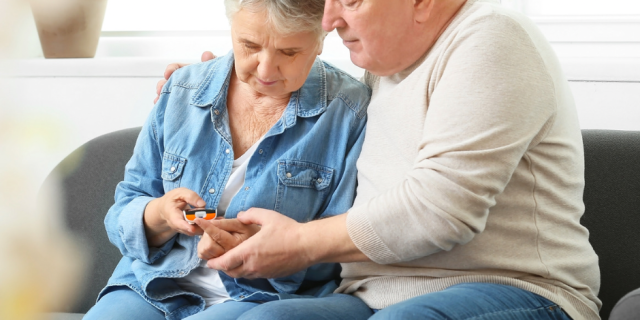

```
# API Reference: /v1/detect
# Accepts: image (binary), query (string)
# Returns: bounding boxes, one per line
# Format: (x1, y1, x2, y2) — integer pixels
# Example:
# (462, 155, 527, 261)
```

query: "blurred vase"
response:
(30, 0, 108, 58)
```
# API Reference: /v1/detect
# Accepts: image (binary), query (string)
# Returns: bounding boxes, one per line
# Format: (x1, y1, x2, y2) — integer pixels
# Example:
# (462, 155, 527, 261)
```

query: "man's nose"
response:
(322, 0, 347, 32)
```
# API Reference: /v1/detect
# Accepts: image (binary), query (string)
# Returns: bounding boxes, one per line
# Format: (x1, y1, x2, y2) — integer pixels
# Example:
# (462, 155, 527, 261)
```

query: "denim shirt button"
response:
(317, 178, 323, 183)
(244, 187, 250, 191)
(239, 295, 245, 299)
(214, 110, 220, 115)
(179, 271, 185, 275)
(225, 149, 230, 154)
(170, 166, 176, 172)
(209, 188, 216, 194)
(286, 172, 292, 178)
(258, 149, 263, 154)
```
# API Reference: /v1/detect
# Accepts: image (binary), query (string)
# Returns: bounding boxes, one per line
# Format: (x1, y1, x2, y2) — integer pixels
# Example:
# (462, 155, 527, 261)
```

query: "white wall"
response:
(3, 0, 640, 191)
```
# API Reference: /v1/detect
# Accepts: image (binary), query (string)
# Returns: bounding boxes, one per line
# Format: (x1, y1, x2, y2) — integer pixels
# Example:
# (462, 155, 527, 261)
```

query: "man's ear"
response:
(414, 0, 435, 23)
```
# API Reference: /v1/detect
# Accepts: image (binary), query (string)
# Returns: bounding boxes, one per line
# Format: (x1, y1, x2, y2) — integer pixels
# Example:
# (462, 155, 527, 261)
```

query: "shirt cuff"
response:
(118, 196, 173, 263)
(346, 203, 401, 265)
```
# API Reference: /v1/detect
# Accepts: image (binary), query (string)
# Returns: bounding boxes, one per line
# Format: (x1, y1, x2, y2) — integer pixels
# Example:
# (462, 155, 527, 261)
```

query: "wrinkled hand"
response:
(154, 51, 217, 104)
(144, 188, 206, 247)
(195, 218, 261, 261)
(207, 208, 315, 279)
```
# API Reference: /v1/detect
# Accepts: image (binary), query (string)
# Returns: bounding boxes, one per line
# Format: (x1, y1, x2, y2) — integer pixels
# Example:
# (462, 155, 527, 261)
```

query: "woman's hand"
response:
(154, 51, 216, 104)
(195, 219, 261, 261)
(143, 187, 206, 247)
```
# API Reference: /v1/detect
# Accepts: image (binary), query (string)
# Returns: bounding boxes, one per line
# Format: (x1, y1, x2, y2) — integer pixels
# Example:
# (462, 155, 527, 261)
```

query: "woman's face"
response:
(231, 9, 322, 97)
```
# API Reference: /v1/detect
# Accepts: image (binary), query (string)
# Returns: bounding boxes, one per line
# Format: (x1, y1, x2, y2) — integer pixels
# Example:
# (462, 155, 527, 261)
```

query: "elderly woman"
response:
(83, 1, 372, 320)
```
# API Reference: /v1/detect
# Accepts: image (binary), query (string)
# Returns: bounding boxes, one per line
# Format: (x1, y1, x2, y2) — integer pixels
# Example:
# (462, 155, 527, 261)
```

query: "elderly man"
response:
(159, 0, 601, 319)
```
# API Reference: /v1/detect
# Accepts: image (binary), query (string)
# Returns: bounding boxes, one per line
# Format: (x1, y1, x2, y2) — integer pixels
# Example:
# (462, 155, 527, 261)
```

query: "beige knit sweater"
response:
(336, 1, 601, 319)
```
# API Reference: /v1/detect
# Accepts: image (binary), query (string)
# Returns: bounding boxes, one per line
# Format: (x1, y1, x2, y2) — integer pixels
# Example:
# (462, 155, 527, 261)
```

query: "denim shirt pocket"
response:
(275, 160, 334, 220)
(161, 152, 187, 191)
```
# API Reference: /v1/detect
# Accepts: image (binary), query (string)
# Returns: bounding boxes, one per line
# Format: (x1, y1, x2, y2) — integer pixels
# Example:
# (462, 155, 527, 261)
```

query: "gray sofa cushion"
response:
(581, 130, 640, 319)
(41, 128, 640, 319)
(40, 127, 141, 314)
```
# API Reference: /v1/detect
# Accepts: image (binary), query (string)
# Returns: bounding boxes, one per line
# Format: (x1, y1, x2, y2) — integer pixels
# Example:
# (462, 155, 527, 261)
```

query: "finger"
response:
(207, 251, 244, 274)
(236, 208, 276, 226)
(156, 79, 167, 96)
(209, 219, 256, 234)
(170, 211, 204, 236)
(163, 63, 188, 81)
(201, 51, 215, 62)
(174, 188, 206, 208)
(219, 262, 251, 279)
(195, 219, 241, 250)
(198, 233, 226, 260)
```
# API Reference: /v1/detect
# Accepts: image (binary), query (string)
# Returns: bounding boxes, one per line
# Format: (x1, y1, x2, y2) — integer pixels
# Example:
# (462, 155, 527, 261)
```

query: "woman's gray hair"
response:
(224, 0, 326, 39)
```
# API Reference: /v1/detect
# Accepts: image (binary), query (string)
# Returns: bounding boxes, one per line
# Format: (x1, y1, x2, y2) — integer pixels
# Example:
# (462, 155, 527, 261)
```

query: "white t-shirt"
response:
(174, 140, 260, 307)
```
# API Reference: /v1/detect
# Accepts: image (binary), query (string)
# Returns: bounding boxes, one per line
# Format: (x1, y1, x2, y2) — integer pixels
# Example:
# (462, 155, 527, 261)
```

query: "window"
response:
(511, 0, 640, 16)
(102, 0, 229, 32)
(99, 0, 360, 75)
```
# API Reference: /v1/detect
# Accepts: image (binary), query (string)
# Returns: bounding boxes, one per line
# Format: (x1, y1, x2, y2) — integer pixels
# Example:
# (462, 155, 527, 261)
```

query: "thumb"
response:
(179, 189, 206, 208)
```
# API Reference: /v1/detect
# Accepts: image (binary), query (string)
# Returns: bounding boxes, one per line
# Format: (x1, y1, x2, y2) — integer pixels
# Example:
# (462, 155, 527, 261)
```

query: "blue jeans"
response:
(84, 283, 571, 320)
(370, 283, 573, 320)
(83, 286, 373, 320)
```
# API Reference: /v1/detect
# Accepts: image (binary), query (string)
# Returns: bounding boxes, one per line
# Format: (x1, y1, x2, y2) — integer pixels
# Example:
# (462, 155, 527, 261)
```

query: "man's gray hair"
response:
(224, 0, 326, 38)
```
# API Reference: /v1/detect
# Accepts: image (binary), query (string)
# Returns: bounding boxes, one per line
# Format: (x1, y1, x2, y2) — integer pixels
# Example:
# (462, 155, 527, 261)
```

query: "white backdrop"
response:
(5, 0, 640, 190)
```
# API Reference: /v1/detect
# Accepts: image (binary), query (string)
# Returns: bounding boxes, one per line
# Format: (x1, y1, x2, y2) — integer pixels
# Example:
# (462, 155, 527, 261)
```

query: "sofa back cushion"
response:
(581, 130, 640, 319)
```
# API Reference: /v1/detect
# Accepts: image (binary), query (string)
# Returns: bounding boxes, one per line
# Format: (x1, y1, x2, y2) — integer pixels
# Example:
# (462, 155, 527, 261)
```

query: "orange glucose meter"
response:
(183, 208, 220, 224)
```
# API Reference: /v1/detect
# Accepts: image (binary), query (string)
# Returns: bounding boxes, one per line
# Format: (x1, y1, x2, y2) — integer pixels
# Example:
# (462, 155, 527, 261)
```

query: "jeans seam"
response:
(464, 304, 560, 320)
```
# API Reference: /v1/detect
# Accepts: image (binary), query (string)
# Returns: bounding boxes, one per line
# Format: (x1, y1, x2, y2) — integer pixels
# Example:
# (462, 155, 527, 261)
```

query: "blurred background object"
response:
(30, 0, 108, 58)
(0, 0, 86, 319)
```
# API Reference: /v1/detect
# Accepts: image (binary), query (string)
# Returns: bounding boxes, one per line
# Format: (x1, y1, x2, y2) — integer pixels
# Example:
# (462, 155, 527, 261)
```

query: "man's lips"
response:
(342, 39, 359, 47)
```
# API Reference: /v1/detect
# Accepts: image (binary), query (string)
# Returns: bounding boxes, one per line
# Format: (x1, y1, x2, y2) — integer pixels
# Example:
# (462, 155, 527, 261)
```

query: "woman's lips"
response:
(257, 78, 277, 86)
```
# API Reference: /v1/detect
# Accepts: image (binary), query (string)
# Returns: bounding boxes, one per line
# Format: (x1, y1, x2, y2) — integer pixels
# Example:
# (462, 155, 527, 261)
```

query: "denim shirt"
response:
(100, 53, 370, 320)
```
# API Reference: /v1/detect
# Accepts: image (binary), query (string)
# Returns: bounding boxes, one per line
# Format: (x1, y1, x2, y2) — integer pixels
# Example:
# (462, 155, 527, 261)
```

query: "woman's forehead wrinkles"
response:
(236, 28, 313, 51)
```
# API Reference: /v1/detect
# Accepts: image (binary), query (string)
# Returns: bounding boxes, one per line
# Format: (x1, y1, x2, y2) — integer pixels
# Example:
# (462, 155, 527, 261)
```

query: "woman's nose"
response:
(257, 53, 278, 80)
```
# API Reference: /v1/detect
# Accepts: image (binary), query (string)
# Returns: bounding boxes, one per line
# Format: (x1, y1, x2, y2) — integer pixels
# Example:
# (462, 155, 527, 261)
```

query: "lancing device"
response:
(183, 208, 221, 224)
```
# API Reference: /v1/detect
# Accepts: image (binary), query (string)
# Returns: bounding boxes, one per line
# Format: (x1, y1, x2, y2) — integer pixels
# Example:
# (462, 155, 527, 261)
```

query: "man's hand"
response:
(206, 208, 316, 279)
(154, 51, 217, 104)
(195, 218, 261, 261)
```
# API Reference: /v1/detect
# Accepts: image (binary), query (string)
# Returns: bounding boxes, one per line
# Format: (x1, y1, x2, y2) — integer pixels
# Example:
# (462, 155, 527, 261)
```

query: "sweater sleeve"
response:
(346, 14, 559, 264)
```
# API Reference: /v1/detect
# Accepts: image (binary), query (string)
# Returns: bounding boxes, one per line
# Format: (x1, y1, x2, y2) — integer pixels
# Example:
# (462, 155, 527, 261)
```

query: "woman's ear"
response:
(317, 34, 326, 55)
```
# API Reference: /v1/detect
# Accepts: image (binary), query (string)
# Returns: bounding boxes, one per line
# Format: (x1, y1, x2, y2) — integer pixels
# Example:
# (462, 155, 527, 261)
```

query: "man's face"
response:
(322, 0, 418, 76)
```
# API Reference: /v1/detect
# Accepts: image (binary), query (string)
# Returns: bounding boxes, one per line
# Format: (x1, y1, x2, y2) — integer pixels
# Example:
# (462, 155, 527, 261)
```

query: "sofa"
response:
(40, 127, 640, 320)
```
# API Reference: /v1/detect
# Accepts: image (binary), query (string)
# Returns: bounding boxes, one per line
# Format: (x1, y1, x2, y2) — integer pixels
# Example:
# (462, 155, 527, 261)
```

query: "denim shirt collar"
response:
(189, 51, 328, 127)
